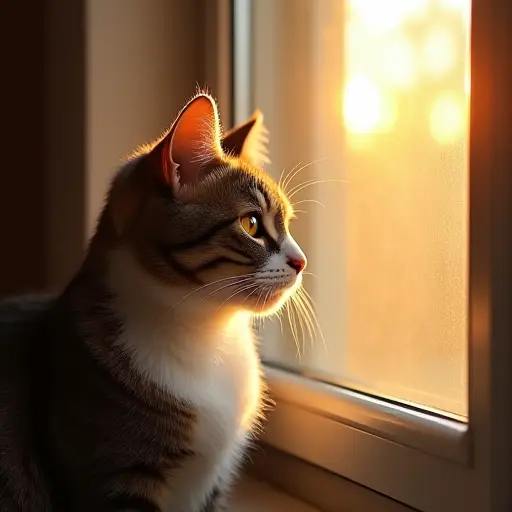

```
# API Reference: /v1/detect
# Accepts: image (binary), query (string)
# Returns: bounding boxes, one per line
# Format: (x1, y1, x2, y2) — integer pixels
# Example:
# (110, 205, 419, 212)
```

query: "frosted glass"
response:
(251, 0, 469, 418)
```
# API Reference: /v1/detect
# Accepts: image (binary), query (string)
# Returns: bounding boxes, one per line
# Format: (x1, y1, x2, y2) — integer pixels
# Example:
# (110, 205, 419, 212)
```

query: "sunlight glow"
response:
(343, 0, 470, 143)
(429, 93, 465, 144)
(343, 76, 397, 134)
(252, 0, 472, 418)
(379, 37, 416, 88)
(423, 29, 456, 76)
(439, 0, 469, 11)
(343, 76, 381, 133)
(352, 0, 428, 32)
(464, 71, 470, 95)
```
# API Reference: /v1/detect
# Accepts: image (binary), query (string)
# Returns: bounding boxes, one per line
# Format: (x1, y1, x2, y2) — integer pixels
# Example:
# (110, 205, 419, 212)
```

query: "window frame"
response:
(231, 0, 512, 510)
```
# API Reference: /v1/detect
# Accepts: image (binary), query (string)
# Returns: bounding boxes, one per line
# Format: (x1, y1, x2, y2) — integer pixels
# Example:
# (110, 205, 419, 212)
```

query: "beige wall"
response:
(86, 0, 205, 238)
(42, 0, 226, 291)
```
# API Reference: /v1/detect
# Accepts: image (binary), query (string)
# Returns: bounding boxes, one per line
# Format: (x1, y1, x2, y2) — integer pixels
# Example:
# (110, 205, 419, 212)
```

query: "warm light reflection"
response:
(380, 37, 416, 88)
(352, 0, 428, 31)
(440, 0, 469, 11)
(423, 29, 456, 76)
(464, 72, 470, 95)
(429, 93, 465, 144)
(343, 0, 470, 143)
(343, 76, 396, 134)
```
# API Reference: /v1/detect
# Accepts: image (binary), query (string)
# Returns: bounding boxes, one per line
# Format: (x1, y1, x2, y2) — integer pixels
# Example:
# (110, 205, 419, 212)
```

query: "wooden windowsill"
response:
(231, 476, 321, 512)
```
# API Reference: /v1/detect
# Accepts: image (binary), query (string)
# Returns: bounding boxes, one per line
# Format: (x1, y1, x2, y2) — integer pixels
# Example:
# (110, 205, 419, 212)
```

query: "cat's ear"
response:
(221, 110, 270, 168)
(160, 94, 224, 191)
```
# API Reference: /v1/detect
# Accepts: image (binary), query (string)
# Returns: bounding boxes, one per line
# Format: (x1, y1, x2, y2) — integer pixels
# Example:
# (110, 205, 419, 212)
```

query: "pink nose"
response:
(287, 256, 307, 275)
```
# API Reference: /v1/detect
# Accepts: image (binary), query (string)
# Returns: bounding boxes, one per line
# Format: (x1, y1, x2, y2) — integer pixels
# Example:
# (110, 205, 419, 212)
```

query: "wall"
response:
(46, 0, 213, 290)
(1, 1, 46, 296)
(2, 0, 232, 296)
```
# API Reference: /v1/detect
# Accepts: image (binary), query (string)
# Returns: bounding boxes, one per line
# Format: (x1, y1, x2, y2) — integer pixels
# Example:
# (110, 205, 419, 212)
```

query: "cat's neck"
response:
(105, 248, 246, 340)
(101, 248, 254, 386)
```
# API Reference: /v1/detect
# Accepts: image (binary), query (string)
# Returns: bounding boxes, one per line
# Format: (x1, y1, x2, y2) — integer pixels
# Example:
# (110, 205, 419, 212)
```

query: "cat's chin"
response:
(242, 286, 296, 317)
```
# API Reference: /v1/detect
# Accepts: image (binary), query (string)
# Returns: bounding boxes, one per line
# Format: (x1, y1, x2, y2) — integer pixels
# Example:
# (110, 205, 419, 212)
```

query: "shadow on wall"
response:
(1, 0, 219, 298)
(1, 1, 46, 297)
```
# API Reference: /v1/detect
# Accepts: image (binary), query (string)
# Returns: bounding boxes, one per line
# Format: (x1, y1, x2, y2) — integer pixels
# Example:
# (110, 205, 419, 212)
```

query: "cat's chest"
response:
(170, 331, 262, 449)
(144, 328, 262, 511)
(126, 322, 262, 449)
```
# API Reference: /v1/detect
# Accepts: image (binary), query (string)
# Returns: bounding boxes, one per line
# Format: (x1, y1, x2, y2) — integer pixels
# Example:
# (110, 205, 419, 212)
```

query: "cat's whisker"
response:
(156, 277, 259, 338)
(276, 308, 284, 336)
(278, 161, 302, 190)
(245, 285, 263, 312)
(293, 295, 307, 356)
(155, 276, 253, 331)
(246, 287, 264, 332)
(202, 275, 258, 302)
(286, 300, 301, 361)
(197, 283, 256, 331)
(246, 286, 261, 302)
(168, 273, 260, 312)
(298, 292, 312, 354)
(290, 288, 310, 349)
(286, 177, 324, 197)
(251, 285, 268, 321)
(291, 198, 326, 209)
(302, 292, 318, 353)
(282, 159, 324, 194)
(291, 291, 308, 356)
(211, 283, 259, 316)
(293, 295, 306, 358)
(294, 287, 315, 345)
(300, 286, 328, 355)
(287, 178, 348, 199)
(282, 157, 328, 195)
(258, 285, 274, 316)
(288, 295, 304, 354)
(288, 178, 348, 200)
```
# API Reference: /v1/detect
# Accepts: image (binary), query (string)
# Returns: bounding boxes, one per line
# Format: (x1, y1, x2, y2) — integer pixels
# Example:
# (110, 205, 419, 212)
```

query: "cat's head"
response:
(106, 93, 306, 317)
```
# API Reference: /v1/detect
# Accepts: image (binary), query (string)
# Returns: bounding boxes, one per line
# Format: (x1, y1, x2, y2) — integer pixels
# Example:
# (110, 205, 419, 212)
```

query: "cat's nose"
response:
(282, 235, 307, 275)
(287, 256, 307, 275)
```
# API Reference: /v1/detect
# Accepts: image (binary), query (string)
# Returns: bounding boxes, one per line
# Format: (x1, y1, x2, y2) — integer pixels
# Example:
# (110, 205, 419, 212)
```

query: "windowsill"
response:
(231, 475, 321, 512)
(242, 445, 417, 512)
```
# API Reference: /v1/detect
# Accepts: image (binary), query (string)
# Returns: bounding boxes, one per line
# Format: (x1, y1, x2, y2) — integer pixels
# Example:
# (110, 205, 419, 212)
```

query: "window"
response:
(249, 0, 469, 419)
(233, 0, 512, 511)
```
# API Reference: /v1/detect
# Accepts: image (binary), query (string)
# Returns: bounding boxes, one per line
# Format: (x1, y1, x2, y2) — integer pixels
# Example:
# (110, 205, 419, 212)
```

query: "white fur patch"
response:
(261, 235, 306, 279)
(106, 249, 262, 511)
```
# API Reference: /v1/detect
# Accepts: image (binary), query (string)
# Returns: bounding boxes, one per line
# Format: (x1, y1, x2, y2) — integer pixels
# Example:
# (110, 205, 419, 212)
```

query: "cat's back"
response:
(0, 294, 54, 338)
(0, 293, 55, 391)
(0, 294, 54, 389)
(0, 294, 54, 511)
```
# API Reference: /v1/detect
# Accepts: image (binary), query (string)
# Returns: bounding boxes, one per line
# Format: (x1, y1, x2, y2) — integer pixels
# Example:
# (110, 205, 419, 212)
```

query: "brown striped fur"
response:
(0, 93, 306, 511)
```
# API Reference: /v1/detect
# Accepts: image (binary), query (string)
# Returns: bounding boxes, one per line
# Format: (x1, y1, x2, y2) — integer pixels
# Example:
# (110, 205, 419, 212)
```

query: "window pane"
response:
(249, 0, 470, 417)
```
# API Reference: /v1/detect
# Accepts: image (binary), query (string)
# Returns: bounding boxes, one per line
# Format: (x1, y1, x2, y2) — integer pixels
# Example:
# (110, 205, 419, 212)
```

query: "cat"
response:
(0, 92, 306, 511)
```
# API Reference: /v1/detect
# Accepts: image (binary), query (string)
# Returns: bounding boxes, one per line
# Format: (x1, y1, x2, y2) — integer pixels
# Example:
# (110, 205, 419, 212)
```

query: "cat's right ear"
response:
(221, 111, 270, 168)
(152, 94, 224, 193)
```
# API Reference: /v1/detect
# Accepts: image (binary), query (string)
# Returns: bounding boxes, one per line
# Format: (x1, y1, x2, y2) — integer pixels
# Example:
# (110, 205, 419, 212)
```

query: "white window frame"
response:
(231, 1, 512, 510)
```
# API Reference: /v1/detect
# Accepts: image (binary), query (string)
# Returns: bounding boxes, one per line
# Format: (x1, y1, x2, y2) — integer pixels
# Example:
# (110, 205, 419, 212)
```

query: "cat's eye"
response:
(240, 215, 260, 237)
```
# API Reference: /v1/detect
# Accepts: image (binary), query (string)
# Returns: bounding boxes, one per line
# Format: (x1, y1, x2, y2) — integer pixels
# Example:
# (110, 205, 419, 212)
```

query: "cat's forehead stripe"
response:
(253, 188, 269, 212)
(257, 184, 273, 212)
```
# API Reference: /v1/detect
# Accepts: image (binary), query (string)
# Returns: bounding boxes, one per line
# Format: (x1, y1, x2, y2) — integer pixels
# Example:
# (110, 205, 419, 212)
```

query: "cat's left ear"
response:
(160, 94, 224, 191)
(221, 111, 270, 168)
